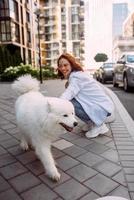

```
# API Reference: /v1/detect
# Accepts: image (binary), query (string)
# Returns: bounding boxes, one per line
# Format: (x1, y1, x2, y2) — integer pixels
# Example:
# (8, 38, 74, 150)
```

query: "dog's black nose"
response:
(73, 122, 78, 127)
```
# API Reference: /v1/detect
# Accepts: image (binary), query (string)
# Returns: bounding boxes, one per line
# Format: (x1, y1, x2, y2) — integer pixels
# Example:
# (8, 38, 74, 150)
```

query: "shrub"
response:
(0, 64, 39, 81)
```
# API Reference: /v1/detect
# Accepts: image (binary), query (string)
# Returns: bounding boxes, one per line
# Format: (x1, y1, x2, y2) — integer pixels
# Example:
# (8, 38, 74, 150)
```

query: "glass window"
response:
(0, 20, 11, 41)
(0, 0, 9, 17)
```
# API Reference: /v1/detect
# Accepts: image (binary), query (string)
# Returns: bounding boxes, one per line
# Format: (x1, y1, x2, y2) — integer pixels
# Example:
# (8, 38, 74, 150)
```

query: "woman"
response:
(57, 53, 114, 138)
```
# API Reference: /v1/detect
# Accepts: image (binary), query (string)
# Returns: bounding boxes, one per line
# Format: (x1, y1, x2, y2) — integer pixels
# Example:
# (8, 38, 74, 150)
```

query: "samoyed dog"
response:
(12, 75, 78, 181)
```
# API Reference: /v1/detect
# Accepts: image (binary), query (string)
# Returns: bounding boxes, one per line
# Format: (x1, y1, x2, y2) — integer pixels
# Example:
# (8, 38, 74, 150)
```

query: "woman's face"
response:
(58, 58, 72, 79)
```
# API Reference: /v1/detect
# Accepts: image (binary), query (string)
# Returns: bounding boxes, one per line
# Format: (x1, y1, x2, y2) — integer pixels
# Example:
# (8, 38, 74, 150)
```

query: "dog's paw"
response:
(47, 171, 61, 182)
(20, 140, 29, 151)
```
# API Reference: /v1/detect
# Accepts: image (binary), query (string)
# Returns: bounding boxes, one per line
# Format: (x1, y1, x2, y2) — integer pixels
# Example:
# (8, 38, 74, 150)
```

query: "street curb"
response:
(104, 86, 134, 140)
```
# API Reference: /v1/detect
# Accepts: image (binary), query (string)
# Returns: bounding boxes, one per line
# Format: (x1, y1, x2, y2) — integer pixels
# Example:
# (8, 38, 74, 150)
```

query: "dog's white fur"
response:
(12, 75, 77, 181)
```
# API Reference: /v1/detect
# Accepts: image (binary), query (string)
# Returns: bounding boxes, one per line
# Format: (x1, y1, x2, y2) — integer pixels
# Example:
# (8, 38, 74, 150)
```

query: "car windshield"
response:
(104, 63, 113, 68)
(127, 55, 134, 63)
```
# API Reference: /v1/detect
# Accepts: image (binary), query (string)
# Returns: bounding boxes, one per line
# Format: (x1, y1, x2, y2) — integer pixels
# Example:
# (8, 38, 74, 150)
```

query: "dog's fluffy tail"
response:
(12, 75, 40, 95)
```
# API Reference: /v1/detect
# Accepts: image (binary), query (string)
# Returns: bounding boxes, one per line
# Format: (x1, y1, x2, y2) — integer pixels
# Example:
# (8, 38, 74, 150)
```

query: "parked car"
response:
(113, 53, 134, 92)
(94, 63, 114, 83)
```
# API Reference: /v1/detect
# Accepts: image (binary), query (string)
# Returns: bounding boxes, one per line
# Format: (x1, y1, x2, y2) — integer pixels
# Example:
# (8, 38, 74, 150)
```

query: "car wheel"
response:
(123, 75, 130, 92)
(102, 76, 106, 84)
(113, 75, 118, 87)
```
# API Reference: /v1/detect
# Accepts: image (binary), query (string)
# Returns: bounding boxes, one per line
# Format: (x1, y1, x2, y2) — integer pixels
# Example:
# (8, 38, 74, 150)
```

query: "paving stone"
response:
(63, 145, 87, 158)
(52, 139, 73, 150)
(26, 160, 44, 175)
(120, 155, 134, 161)
(61, 132, 80, 141)
(0, 162, 28, 179)
(94, 160, 121, 177)
(84, 142, 109, 154)
(52, 147, 65, 159)
(118, 150, 134, 155)
(9, 172, 41, 193)
(1, 123, 16, 130)
(54, 179, 89, 200)
(101, 149, 119, 163)
(71, 137, 93, 147)
(0, 153, 16, 167)
(0, 133, 12, 141)
(109, 185, 130, 199)
(0, 188, 22, 200)
(128, 183, 134, 192)
(0, 175, 11, 192)
(84, 174, 119, 196)
(117, 145, 134, 150)
(92, 135, 112, 144)
(7, 145, 24, 156)
(122, 161, 134, 167)
(66, 163, 98, 182)
(1, 138, 19, 148)
(130, 192, 134, 200)
(77, 152, 104, 167)
(124, 168, 134, 174)
(0, 145, 7, 155)
(56, 155, 79, 171)
(112, 170, 126, 186)
(126, 174, 134, 182)
(105, 140, 116, 150)
(39, 169, 71, 188)
(21, 183, 57, 200)
(16, 150, 37, 164)
(80, 191, 100, 200)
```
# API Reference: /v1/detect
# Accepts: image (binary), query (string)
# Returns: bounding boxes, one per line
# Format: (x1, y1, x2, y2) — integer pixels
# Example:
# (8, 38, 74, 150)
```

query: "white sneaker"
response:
(85, 123, 109, 138)
(82, 121, 93, 132)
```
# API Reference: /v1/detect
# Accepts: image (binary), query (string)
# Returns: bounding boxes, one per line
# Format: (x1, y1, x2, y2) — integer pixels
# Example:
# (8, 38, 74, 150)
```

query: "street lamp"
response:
(35, 9, 43, 84)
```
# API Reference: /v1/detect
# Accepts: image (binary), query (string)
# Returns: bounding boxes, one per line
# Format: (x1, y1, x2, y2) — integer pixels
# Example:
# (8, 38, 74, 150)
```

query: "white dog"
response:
(12, 75, 78, 181)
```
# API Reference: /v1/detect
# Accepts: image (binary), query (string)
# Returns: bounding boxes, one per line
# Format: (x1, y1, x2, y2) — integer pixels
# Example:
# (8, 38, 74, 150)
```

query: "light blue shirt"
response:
(60, 71, 114, 125)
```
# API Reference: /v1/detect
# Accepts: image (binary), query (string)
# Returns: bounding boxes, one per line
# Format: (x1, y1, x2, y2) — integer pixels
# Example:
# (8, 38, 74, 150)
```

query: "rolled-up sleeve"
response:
(60, 78, 81, 100)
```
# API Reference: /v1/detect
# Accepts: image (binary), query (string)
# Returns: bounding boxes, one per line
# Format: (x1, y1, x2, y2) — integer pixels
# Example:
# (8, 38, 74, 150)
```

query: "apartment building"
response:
(0, 0, 39, 66)
(39, 0, 85, 68)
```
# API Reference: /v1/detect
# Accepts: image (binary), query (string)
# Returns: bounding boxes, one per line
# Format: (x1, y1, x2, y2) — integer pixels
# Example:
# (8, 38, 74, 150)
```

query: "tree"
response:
(94, 53, 108, 63)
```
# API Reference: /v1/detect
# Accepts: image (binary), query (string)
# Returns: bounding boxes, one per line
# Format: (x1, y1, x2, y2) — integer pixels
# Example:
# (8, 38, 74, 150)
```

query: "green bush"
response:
(0, 64, 58, 81)
(0, 64, 39, 81)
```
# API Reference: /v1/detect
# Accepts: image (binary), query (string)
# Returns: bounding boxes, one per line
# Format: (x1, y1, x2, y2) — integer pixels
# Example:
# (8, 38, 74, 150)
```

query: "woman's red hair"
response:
(57, 53, 84, 79)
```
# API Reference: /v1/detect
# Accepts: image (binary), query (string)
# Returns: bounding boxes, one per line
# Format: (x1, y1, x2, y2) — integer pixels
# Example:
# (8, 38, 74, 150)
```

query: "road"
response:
(106, 84, 134, 120)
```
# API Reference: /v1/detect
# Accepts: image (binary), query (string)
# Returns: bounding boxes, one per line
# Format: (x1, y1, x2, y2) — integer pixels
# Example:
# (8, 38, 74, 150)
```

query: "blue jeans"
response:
(71, 98, 90, 123)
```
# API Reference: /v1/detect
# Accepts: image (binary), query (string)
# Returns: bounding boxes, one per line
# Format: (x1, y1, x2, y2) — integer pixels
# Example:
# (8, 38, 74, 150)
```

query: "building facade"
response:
(0, 0, 39, 66)
(39, 0, 85, 68)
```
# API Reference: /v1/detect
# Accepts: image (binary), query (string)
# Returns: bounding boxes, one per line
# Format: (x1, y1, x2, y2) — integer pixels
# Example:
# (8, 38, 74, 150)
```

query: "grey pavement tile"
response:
(0, 138, 19, 148)
(61, 132, 80, 141)
(71, 137, 93, 147)
(0, 162, 28, 179)
(0, 188, 22, 200)
(109, 185, 130, 200)
(66, 163, 98, 182)
(80, 191, 100, 200)
(54, 179, 89, 200)
(84, 142, 109, 154)
(39, 169, 71, 188)
(0, 175, 11, 192)
(105, 140, 116, 150)
(101, 149, 119, 163)
(62, 145, 87, 158)
(26, 160, 44, 175)
(112, 170, 127, 186)
(118, 150, 134, 155)
(124, 168, 134, 175)
(126, 175, 134, 182)
(0, 145, 7, 155)
(9, 172, 41, 193)
(120, 155, 134, 161)
(16, 150, 37, 164)
(130, 192, 134, 200)
(92, 135, 112, 145)
(115, 138, 132, 142)
(116, 141, 134, 146)
(0, 133, 12, 141)
(6, 127, 20, 135)
(128, 183, 134, 192)
(77, 151, 104, 167)
(7, 145, 24, 156)
(84, 174, 119, 196)
(117, 145, 134, 150)
(0, 153, 16, 167)
(21, 183, 57, 200)
(52, 139, 73, 150)
(94, 160, 121, 177)
(0, 119, 9, 125)
(122, 161, 134, 167)
(52, 147, 65, 159)
(0, 128, 5, 134)
(1, 123, 16, 130)
(56, 155, 79, 171)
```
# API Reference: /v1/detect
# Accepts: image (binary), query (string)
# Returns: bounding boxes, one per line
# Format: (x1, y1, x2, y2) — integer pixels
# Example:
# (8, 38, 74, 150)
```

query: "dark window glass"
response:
(0, 0, 9, 17)
(0, 20, 11, 41)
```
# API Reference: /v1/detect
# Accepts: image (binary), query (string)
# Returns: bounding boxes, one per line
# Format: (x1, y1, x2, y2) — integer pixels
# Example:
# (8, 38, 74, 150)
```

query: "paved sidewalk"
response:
(0, 80, 134, 200)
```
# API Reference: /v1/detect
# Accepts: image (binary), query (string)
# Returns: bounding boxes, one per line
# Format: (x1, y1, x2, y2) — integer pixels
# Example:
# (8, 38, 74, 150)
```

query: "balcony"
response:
(113, 36, 134, 51)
